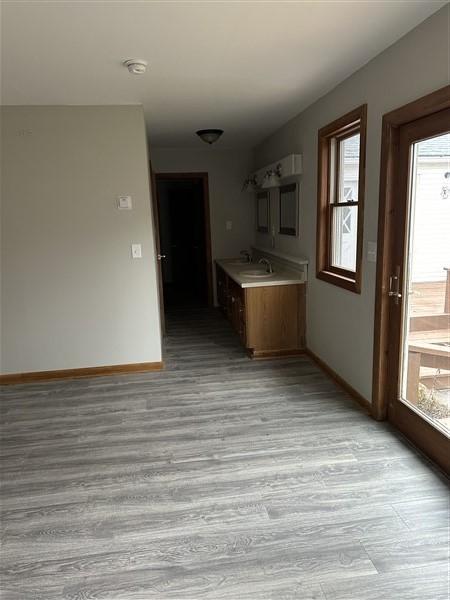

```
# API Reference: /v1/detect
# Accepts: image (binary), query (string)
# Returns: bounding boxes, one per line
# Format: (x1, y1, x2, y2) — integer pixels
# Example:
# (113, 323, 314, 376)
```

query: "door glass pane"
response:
(331, 205, 358, 271)
(338, 133, 360, 203)
(400, 132, 450, 436)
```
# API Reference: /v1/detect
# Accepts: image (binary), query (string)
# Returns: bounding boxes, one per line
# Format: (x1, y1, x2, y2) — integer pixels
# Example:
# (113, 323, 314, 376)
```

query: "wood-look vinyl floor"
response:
(1, 308, 449, 600)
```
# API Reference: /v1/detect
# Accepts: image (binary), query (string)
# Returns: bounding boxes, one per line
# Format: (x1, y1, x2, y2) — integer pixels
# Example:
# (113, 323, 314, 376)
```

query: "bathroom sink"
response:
(240, 269, 275, 278)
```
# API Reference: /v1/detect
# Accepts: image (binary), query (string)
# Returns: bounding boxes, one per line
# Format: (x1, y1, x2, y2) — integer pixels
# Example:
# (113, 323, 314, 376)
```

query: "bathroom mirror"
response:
(279, 182, 298, 236)
(256, 191, 270, 233)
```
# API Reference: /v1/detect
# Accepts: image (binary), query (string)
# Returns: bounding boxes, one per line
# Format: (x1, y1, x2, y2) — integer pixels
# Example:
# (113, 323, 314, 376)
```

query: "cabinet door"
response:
(229, 283, 246, 343)
(216, 266, 227, 310)
(229, 292, 239, 332)
(245, 285, 301, 353)
(237, 297, 247, 346)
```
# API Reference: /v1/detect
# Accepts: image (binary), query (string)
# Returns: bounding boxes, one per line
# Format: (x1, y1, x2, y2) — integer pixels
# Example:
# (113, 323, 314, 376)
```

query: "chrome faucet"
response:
(258, 258, 274, 274)
(240, 250, 251, 263)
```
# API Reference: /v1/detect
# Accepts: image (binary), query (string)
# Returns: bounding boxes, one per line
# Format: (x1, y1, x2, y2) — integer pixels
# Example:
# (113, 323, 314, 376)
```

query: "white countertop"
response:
(216, 258, 305, 288)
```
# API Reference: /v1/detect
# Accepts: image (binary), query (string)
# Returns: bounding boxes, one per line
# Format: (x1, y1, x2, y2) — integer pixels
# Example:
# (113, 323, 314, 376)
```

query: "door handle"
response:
(388, 266, 402, 305)
(157, 254, 166, 261)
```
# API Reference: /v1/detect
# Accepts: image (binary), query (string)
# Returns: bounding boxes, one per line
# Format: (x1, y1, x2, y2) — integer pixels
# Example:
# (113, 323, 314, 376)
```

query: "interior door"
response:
(166, 181, 207, 304)
(387, 108, 450, 471)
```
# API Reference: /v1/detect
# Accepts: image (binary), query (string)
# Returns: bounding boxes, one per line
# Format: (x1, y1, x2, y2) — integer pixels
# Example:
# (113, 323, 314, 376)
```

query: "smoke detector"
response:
(123, 59, 148, 75)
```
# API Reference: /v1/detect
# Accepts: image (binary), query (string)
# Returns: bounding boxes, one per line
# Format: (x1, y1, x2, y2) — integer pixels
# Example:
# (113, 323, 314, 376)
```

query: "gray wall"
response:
(150, 146, 255, 302)
(253, 6, 449, 402)
(1, 105, 162, 374)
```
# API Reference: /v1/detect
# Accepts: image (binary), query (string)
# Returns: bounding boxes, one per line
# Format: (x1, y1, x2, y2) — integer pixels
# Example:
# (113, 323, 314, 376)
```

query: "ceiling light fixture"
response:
(123, 59, 148, 75)
(196, 129, 224, 145)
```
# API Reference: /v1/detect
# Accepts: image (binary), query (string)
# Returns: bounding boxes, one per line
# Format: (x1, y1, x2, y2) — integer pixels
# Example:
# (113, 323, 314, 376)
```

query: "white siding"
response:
(411, 157, 450, 283)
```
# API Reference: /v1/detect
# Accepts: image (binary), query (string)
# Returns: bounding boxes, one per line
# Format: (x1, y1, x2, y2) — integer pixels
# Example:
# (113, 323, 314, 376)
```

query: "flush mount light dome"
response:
(123, 59, 148, 74)
(196, 129, 224, 145)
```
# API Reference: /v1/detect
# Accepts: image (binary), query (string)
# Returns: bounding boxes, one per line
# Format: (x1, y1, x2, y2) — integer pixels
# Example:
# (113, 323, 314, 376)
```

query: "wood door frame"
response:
(154, 172, 214, 307)
(149, 162, 166, 335)
(372, 86, 450, 472)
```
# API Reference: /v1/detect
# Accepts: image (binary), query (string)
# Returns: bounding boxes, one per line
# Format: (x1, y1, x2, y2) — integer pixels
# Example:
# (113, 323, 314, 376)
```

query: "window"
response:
(316, 104, 367, 293)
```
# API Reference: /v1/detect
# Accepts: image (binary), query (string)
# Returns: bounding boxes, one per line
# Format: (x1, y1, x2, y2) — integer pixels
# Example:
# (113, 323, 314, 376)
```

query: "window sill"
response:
(316, 269, 361, 294)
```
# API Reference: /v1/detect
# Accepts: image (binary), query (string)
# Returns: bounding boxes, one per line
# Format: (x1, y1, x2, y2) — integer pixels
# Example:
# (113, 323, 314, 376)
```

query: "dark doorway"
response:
(155, 173, 213, 310)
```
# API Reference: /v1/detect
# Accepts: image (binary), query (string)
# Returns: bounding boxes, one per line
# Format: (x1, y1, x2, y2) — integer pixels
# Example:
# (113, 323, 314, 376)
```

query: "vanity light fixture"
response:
(242, 174, 259, 192)
(261, 164, 283, 189)
(123, 59, 148, 74)
(244, 155, 301, 193)
(196, 129, 224, 145)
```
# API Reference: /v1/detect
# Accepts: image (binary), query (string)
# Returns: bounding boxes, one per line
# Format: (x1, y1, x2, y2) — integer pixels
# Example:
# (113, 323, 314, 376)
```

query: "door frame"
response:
(372, 85, 450, 472)
(154, 172, 214, 307)
(149, 162, 166, 335)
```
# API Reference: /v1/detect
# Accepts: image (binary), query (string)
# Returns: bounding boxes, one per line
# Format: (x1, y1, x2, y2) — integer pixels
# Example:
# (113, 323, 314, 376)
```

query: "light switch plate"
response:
(118, 195, 132, 210)
(226, 220, 232, 230)
(131, 243, 142, 258)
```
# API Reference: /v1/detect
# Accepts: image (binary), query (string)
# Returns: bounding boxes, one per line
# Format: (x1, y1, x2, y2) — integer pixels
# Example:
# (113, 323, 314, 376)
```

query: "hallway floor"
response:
(1, 309, 449, 599)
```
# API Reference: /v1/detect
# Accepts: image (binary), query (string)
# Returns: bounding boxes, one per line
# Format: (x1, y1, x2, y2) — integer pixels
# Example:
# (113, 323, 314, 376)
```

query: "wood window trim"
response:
(316, 104, 367, 294)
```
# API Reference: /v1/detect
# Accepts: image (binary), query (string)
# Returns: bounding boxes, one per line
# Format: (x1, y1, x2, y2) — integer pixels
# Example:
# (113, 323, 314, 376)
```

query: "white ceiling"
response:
(1, 0, 446, 148)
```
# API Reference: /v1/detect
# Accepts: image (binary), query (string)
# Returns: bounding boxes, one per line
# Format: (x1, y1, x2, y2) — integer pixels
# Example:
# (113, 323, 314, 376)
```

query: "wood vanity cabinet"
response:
(216, 264, 305, 358)
(228, 278, 246, 346)
(216, 265, 228, 309)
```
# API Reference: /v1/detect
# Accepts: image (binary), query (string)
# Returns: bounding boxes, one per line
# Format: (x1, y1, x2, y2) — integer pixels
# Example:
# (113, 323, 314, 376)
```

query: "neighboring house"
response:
(411, 133, 450, 283)
(336, 134, 360, 270)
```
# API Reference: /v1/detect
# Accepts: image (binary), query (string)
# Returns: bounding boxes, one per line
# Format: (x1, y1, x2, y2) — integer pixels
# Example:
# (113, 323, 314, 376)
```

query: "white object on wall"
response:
(118, 195, 132, 210)
(131, 243, 142, 258)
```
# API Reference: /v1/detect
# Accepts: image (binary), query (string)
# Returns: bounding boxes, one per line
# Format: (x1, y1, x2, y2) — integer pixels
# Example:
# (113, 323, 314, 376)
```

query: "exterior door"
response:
(386, 108, 450, 472)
